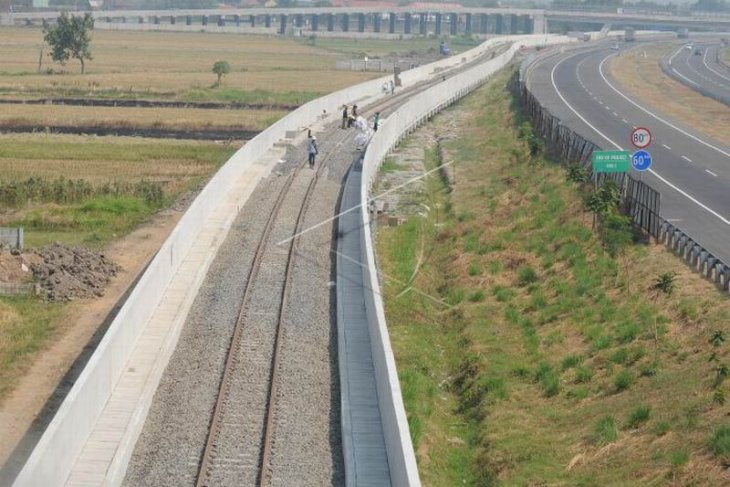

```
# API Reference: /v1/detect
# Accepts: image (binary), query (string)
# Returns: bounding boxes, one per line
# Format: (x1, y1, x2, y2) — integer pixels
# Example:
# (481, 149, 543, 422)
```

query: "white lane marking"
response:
(613, 111, 618, 116)
(668, 45, 683, 66)
(605, 106, 610, 110)
(599, 53, 730, 159)
(682, 155, 693, 162)
(551, 52, 730, 227)
(703, 47, 730, 83)
(706, 169, 718, 177)
(672, 64, 700, 87)
(662, 144, 671, 150)
(621, 118, 628, 123)
(666, 218, 683, 222)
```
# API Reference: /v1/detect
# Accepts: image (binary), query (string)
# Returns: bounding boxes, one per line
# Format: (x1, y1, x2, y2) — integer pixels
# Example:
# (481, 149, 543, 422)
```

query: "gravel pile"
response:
(31, 243, 119, 301)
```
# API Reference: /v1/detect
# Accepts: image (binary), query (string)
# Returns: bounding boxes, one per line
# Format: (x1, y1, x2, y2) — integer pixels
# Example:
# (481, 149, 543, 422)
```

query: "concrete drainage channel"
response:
(8, 34, 570, 487)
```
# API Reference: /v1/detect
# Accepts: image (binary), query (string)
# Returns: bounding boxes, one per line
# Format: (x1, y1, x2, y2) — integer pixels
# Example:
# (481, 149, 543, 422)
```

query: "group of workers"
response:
(307, 104, 383, 169)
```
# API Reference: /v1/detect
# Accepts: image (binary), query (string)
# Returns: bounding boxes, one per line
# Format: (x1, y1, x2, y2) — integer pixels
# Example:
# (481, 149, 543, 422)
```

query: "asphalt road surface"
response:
(665, 40, 730, 104)
(526, 43, 730, 264)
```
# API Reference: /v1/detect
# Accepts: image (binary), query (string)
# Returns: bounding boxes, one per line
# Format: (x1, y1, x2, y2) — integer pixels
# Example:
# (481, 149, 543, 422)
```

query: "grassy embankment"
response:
(608, 43, 730, 147)
(376, 68, 730, 485)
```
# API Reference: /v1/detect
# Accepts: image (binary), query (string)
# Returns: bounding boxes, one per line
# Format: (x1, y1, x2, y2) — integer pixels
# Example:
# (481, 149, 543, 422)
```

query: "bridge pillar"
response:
(186, 15, 192, 26)
(435, 13, 442, 35)
(509, 14, 518, 34)
(495, 14, 503, 34)
(170, 16, 176, 25)
(389, 12, 396, 34)
(139, 16, 145, 24)
(294, 14, 303, 28)
(341, 13, 349, 32)
(419, 12, 427, 35)
(533, 13, 545, 34)
(202, 15, 208, 26)
(357, 13, 365, 32)
(310, 14, 318, 31)
(479, 13, 488, 34)
(326, 13, 334, 31)
(521, 14, 532, 33)
(153, 16, 159, 25)
(218, 16, 225, 27)
(449, 13, 457, 35)
(249, 15, 255, 27)
(404, 12, 412, 34)
(279, 14, 287, 34)
(465, 13, 472, 34)
(373, 14, 381, 32)
(121, 16, 126, 23)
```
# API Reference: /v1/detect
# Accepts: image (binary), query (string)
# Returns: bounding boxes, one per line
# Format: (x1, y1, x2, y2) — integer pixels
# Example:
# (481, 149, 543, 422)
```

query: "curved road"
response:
(665, 41, 730, 104)
(526, 43, 730, 263)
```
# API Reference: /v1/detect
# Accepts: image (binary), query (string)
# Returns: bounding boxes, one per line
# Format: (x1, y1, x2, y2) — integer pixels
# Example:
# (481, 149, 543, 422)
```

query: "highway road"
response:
(526, 43, 730, 264)
(664, 40, 730, 105)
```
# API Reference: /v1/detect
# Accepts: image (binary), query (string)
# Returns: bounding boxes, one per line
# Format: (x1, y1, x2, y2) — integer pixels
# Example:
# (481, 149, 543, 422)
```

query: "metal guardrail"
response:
(659, 48, 730, 107)
(515, 68, 729, 293)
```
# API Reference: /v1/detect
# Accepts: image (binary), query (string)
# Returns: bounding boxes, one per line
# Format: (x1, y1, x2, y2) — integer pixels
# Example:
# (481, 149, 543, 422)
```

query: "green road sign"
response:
(592, 151, 630, 173)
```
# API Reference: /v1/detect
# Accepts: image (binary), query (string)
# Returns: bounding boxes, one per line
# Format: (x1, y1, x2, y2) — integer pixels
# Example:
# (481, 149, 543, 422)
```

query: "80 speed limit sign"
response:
(630, 127, 652, 149)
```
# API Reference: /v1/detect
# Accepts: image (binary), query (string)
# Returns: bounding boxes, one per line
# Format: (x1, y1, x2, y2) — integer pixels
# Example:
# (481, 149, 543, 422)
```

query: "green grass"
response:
(594, 415, 619, 444)
(626, 405, 651, 429)
(0, 296, 64, 402)
(376, 67, 730, 485)
(710, 425, 730, 459)
(183, 87, 321, 105)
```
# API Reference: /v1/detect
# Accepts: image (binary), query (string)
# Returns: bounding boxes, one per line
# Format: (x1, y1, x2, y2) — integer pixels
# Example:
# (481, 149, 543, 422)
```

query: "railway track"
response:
(193, 41, 513, 487)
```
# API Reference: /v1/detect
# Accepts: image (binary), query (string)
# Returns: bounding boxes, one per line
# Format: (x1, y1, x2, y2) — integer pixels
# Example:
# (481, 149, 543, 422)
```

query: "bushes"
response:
(626, 405, 651, 429)
(709, 425, 730, 460)
(594, 415, 618, 444)
(0, 177, 165, 207)
(614, 369, 633, 392)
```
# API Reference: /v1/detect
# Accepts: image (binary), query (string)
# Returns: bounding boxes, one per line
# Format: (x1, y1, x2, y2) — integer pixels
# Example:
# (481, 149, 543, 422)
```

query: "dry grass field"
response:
(0, 28, 381, 99)
(0, 103, 287, 131)
(608, 44, 730, 147)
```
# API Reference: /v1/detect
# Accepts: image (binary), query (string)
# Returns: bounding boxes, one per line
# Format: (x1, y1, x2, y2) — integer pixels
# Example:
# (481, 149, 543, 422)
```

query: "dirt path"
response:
(0, 203, 186, 476)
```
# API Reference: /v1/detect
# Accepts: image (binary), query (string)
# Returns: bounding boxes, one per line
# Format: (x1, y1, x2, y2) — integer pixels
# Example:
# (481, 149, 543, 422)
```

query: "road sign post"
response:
(592, 150, 631, 173)
(630, 127, 652, 149)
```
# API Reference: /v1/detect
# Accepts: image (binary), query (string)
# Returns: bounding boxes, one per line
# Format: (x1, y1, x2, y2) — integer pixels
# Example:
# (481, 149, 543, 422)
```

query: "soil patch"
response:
(31, 244, 120, 302)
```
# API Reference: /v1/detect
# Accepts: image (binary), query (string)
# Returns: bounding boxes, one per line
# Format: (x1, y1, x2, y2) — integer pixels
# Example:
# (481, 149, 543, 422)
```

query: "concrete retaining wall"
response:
(10, 34, 538, 487)
(359, 34, 572, 486)
(0, 227, 23, 250)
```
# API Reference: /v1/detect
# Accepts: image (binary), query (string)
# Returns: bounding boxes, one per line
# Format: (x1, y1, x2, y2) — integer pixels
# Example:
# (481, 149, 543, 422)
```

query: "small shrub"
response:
(626, 405, 651, 429)
(615, 321, 640, 343)
(709, 425, 730, 458)
(654, 421, 670, 436)
(492, 286, 515, 302)
(566, 164, 589, 183)
(535, 362, 560, 397)
(609, 348, 629, 365)
(594, 415, 618, 444)
(467, 263, 481, 276)
(714, 389, 726, 406)
(488, 260, 502, 274)
(614, 369, 633, 392)
(517, 265, 538, 286)
(591, 334, 612, 351)
(561, 354, 583, 370)
(640, 362, 658, 377)
(670, 450, 689, 468)
(575, 366, 593, 383)
(600, 212, 634, 257)
(469, 290, 485, 302)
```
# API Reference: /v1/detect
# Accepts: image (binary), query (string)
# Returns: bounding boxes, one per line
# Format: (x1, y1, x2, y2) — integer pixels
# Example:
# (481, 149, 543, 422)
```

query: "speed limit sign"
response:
(630, 127, 652, 149)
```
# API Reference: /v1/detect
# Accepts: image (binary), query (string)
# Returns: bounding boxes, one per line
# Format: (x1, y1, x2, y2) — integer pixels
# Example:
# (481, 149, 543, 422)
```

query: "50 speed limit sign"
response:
(630, 127, 652, 149)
